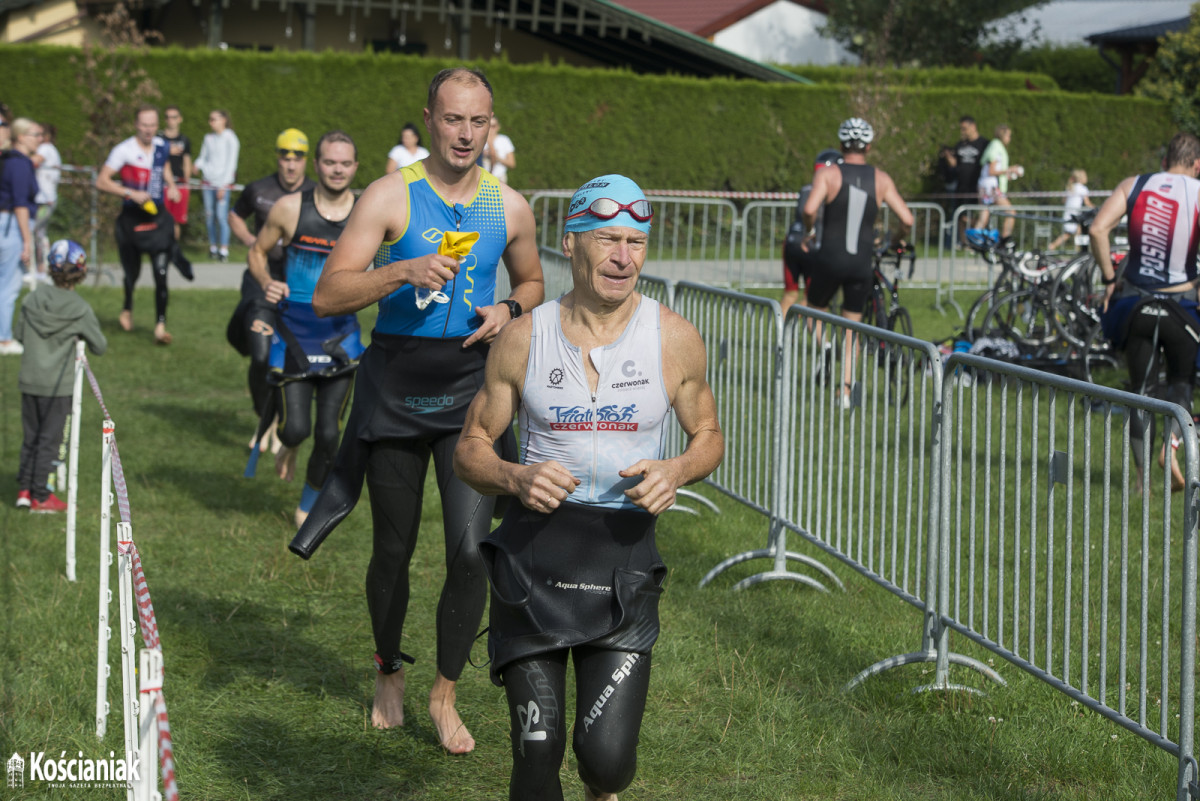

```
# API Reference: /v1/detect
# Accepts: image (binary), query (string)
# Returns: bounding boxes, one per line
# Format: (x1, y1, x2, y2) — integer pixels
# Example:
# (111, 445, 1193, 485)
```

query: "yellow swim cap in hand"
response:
(142, 199, 158, 216)
(438, 230, 479, 260)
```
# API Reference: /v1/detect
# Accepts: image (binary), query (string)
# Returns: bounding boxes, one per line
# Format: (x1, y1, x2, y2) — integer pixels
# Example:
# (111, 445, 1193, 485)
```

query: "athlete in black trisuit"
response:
(229, 128, 317, 452)
(306, 68, 544, 753)
(802, 117, 914, 407)
(248, 131, 363, 526)
(1094, 132, 1200, 492)
(454, 174, 723, 801)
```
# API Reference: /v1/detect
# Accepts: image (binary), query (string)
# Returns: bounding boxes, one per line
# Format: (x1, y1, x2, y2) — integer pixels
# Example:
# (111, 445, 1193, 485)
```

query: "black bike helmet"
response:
(814, 148, 843, 169)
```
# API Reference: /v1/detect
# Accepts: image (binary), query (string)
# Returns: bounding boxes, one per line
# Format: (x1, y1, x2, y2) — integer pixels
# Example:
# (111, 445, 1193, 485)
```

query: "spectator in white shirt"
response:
(483, 115, 515, 183)
(194, 109, 240, 262)
(31, 123, 61, 282)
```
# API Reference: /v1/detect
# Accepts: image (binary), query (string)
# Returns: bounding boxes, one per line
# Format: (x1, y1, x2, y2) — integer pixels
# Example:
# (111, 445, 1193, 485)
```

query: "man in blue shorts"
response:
(248, 131, 362, 526)
(229, 128, 317, 453)
(306, 67, 544, 753)
(453, 173, 724, 801)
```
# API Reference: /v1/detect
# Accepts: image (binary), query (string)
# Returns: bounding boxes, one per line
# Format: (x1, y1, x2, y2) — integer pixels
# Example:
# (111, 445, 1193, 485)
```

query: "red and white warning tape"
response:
(87, 352, 176, 801)
(155, 694, 179, 801)
(117, 541, 160, 652)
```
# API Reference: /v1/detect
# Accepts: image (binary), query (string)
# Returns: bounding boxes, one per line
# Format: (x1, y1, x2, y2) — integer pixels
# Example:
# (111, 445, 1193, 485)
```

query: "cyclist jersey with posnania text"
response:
(1124, 171, 1200, 290)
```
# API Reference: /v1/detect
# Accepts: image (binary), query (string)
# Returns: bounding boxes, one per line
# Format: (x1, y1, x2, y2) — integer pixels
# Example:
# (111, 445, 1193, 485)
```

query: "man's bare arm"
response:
(620, 310, 724, 515)
(1091, 176, 1133, 289)
(454, 319, 580, 508)
(248, 193, 299, 304)
(802, 168, 831, 229)
(313, 175, 460, 317)
(877, 170, 915, 229)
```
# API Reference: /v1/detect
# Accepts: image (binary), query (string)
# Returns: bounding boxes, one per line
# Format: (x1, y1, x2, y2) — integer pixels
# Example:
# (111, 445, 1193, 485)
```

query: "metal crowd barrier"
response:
(670, 281, 781, 520)
(935, 353, 1198, 798)
(529, 192, 740, 286)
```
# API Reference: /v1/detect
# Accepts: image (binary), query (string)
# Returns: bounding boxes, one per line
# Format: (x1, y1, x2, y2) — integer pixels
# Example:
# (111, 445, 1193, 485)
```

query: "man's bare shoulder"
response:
(658, 305, 705, 356)
(490, 313, 534, 380)
(498, 181, 534, 221)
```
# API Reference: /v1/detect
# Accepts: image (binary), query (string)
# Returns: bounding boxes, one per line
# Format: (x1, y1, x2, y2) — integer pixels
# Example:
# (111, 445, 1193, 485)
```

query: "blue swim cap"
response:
(564, 174, 652, 234)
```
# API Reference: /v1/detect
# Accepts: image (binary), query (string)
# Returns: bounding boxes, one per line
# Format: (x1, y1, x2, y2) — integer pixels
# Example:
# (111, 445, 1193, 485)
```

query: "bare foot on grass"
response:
(153, 323, 172, 345)
(119, 310, 133, 331)
(429, 672, 474, 754)
(1158, 436, 1185, 493)
(371, 669, 405, 729)
(275, 445, 297, 482)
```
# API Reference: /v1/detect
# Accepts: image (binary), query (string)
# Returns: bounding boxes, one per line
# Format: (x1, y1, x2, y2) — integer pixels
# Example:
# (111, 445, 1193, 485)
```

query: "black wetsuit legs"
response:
(365, 434, 493, 679)
(246, 302, 275, 416)
(1125, 307, 1197, 449)
(502, 646, 651, 801)
(119, 244, 170, 323)
(277, 374, 353, 489)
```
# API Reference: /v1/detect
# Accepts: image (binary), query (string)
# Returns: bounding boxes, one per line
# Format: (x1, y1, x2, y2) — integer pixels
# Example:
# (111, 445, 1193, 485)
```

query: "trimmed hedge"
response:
(776, 64, 1061, 91)
(3, 44, 1173, 196)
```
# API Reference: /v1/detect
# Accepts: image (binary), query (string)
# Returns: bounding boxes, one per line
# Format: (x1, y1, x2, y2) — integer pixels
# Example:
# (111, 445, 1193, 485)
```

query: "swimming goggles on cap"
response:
(565, 197, 654, 223)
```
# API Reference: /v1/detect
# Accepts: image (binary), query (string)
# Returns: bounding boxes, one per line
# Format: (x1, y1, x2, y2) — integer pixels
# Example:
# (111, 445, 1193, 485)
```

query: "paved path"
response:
(91, 259, 245, 291)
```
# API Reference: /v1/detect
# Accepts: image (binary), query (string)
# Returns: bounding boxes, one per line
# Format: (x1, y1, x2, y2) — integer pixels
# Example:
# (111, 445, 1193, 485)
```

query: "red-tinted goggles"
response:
(565, 197, 653, 223)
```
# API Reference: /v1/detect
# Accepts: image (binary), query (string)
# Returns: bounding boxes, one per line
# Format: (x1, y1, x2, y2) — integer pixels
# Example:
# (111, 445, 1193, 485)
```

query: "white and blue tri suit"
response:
(481, 296, 674, 687)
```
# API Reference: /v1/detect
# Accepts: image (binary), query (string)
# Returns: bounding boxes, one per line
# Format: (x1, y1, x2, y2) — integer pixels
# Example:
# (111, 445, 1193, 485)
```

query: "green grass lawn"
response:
(0, 286, 1180, 799)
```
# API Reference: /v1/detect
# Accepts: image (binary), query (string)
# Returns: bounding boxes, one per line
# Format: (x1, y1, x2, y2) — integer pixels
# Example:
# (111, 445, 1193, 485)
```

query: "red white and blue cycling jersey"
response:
(1124, 171, 1200, 289)
(103, 135, 171, 209)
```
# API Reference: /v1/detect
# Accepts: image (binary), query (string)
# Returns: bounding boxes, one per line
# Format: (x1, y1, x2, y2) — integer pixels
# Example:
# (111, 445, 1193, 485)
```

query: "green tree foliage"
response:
(823, 0, 1045, 67)
(981, 44, 1115, 94)
(1138, 2, 1200, 135)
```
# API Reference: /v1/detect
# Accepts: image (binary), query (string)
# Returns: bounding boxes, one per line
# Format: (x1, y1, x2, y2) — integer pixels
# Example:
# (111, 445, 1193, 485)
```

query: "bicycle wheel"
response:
(1049, 254, 1102, 350)
(979, 288, 1059, 349)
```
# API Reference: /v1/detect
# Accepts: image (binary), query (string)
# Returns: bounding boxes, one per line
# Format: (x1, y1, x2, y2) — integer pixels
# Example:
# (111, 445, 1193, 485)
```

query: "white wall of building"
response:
(713, 0, 857, 66)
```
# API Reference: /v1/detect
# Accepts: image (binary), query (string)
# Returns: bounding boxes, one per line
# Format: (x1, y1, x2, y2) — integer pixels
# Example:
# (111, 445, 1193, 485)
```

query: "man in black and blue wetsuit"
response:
(453, 174, 724, 801)
(230, 128, 317, 452)
(248, 131, 362, 526)
(302, 67, 544, 754)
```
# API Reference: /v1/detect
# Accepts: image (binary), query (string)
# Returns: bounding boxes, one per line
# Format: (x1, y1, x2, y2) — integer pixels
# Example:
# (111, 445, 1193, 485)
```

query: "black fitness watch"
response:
(501, 299, 522, 319)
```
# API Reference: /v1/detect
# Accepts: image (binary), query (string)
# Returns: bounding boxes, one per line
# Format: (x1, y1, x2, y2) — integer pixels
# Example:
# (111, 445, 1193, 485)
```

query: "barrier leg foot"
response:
(675, 488, 721, 514)
(843, 650, 938, 692)
(732, 570, 829, 593)
(699, 549, 773, 587)
(843, 650, 1007, 694)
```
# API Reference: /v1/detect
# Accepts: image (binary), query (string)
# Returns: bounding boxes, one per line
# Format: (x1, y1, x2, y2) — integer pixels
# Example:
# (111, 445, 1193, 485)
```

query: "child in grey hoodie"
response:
(15, 240, 106, 512)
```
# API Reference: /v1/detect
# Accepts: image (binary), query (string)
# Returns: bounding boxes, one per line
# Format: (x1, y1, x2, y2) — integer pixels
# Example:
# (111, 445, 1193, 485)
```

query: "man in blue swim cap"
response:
(454, 174, 724, 801)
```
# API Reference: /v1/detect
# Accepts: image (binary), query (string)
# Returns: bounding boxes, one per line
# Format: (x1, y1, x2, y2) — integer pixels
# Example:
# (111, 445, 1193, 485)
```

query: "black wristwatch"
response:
(501, 299, 522, 319)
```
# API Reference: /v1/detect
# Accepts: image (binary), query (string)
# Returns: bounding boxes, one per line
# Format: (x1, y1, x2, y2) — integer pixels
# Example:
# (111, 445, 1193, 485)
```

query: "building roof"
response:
(613, 0, 824, 38)
(1086, 16, 1190, 45)
(994, 0, 1192, 47)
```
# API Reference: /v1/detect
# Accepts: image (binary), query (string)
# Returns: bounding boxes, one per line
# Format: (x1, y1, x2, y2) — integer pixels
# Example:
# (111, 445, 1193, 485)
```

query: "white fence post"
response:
(66, 341, 85, 582)
(95, 419, 114, 739)
(137, 648, 163, 801)
(116, 525, 140, 801)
